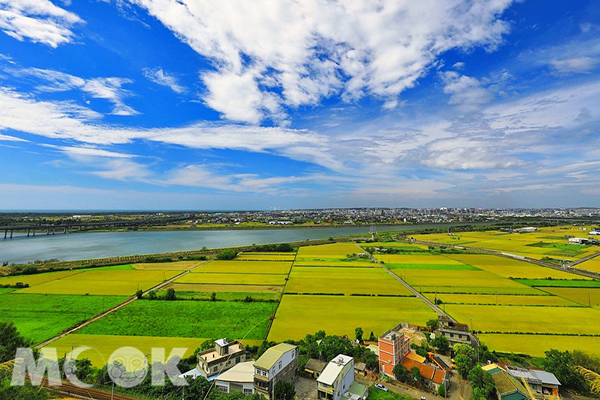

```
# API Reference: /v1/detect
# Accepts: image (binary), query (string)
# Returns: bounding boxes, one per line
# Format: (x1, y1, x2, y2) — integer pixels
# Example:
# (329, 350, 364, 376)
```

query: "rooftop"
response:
(401, 358, 446, 385)
(318, 354, 354, 386)
(254, 343, 297, 370)
(491, 369, 529, 398)
(215, 361, 254, 383)
(305, 358, 327, 374)
(342, 381, 369, 400)
(198, 342, 245, 364)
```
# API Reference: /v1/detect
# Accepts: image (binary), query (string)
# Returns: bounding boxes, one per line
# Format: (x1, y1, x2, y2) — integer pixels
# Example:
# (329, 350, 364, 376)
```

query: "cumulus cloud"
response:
(125, 0, 513, 123)
(441, 71, 493, 111)
(0, 0, 83, 47)
(550, 57, 599, 74)
(143, 67, 186, 93)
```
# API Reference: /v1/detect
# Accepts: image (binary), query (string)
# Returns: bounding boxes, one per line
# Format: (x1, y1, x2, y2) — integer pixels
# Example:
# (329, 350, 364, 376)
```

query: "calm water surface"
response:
(0, 223, 476, 264)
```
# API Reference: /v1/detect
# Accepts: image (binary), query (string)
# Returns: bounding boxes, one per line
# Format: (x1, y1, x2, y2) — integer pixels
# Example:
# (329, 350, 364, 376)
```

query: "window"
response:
(216, 385, 227, 393)
(213, 366, 218, 372)
(236, 356, 241, 363)
(244, 388, 253, 394)
(279, 361, 282, 370)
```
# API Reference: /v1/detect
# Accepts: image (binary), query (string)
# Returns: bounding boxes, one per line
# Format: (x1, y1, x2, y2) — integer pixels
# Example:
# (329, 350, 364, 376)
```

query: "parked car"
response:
(375, 383, 389, 392)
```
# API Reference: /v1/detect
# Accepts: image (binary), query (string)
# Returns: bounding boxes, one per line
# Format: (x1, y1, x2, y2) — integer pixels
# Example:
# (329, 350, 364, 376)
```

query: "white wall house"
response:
(317, 354, 355, 400)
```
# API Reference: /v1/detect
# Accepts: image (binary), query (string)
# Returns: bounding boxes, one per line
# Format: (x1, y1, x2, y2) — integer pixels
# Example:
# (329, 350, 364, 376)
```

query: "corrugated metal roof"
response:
(254, 343, 297, 370)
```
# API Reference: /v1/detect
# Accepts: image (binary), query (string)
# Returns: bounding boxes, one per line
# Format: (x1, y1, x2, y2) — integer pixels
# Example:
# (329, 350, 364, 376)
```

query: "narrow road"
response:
(354, 243, 456, 322)
(35, 261, 207, 349)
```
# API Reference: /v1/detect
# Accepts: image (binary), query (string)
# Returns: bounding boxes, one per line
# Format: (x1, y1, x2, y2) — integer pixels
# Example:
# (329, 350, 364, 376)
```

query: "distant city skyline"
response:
(1, 0, 599, 210)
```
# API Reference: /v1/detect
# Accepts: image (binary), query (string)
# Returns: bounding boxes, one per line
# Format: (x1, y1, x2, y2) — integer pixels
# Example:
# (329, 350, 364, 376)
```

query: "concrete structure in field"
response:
(437, 314, 479, 348)
(214, 361, 255, 395)
(505, 365, 561, 397)
(253, 343, 298, 399)
(378, 324, 411, 377)
(317, 354, 368, 400)
(197, 338, 247, 378)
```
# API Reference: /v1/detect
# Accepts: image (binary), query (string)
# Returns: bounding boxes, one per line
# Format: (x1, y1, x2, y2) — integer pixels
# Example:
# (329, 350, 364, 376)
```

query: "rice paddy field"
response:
(159, 283, 282, 301)
(296, 242, 363, 259)
(132, 261, 203, 270)
(293, 260, 376, 267)
(577, 256, 600, 273)
(236, 252, 296, 261)
(284, 266, 413, 296)
(176, 271, 288, 285)
(479, 334, 600, 357)
(267, 295, 436, 342)
(0, 293, 127, 344)
(196, 260, 292, 275)
(540, 287, 600, 307)
(423, 293, 581, 307)
(413, 225, 600, 261)
(79, 300, 274, 340)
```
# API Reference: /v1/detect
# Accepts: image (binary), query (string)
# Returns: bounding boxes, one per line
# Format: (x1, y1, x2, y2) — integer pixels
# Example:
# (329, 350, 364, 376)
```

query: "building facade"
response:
(197, 338, 247, 378)
(253, 343, 298, 399)
(378, 324, 411, 377)
(214, 361, 255, 395)
(317, 354, 355, 400)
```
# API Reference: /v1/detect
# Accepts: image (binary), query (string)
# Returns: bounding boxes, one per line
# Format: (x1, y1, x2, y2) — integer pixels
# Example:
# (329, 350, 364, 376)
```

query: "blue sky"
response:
(0, 0, 599, 210)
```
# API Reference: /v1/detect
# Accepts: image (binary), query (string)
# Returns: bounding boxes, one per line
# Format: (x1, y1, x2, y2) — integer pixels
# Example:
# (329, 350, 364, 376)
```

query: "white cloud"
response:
(143, 67, 186, 93)
(550, 57, 599, 74)
(441, 71, 493, 111)
(0, 133, 27, 142)
(0, 0, 83, 47)
(126, 0, 513, 123)
(4, 67, 139, 116)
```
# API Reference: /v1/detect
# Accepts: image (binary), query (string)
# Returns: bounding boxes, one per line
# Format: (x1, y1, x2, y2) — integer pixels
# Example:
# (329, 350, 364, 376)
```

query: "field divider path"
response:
(35, 260, 208, 349)
(410, 239, 600, 280)
(355, 242, 457, 323)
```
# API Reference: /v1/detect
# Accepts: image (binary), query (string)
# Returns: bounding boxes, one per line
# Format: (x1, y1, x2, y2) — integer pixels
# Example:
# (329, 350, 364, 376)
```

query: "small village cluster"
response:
(181, 315, 562, 400)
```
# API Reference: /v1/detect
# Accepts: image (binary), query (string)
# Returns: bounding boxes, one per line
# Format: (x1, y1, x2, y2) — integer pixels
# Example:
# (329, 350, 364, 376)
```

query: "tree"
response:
(369, 331, 376, 341)
(355, 327, 364, 342)
(273, 379, 295, 400)
(216, 249, 237, 260)
(0, 321, 32, 362)
(411, 366, 423, 385)
(543, 349, 587, 392)
(431, 335, 450, 354)
(210, 292, 217, 301)
(455, 354, 472, 379)
(393, 363, 410, 382)
(165, 288, 176, 301)
(426, 318, 439, 331)
(148, 290, 157, 300)
(136, 289, 143, 299)
(438, 383, 446, 397)
(469, 365, 495, 399)
(454, 343, 476, 360)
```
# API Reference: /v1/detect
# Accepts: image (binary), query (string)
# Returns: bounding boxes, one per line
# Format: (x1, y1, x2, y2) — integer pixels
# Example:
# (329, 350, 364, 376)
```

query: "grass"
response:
(479, 334, 600, 357)
(284, 266, 413, 296)
(0, 293, 127, 344)
(43, 334, 206, 367)
(445, 304, 600, 335)
(197, 260, 292, 275)
(444, 254, 585, 279)
(176, 272, 287, 286)
(540, 287, 600, 307)
(368, 385, 412, 400)
(0, 288, 15, 294)
(79, 300, 273, 340)
(268, 295, 436, 341)
(297, 243, 363, 258)
(424, 293, 580, 307)
(515, 279, 600, 288)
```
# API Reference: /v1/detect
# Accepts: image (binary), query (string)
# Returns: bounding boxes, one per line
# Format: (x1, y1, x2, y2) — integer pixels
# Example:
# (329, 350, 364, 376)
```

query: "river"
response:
(0, 223, 479, 264)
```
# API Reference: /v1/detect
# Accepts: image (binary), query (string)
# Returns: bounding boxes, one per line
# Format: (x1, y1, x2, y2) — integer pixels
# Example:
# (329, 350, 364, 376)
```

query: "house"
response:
(437, 315, 479, 348)
(428, 353, 451, 372)
(378, 324, 411, 377)
(197, 339, 247, 378)
(214, 361, 255, 395)
(354, 362, 367, 376)
(253, 343, 298, 399)
(400, 358, 446, 390)
(317, 354, 368, 400)
(568, 237, 589, 245)
(484, 364, 529, 400)
(505, 365, 561, 397)
(305, 358, 327, 379)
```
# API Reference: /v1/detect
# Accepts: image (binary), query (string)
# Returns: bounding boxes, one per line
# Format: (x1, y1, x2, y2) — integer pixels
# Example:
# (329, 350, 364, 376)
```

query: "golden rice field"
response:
(296, 242, 363, 259)
(479, 334, 600, 357)
(414, 226, 600, 260)
(132, 261, 203, 271)
(360, 242, 429, 249)
(268, 295, 436, 342)
(541, 287, 600, 307)
(20, 279, 163, 296)
(445, 304, 600, 335)
(577, 256, 600, 273)
(444, 254, 587, 279)
(284, 266, 413, 296)
(236, 253, 296, 261)
(293, 260, 375, 267)
(398, 269, 542, 295)
(374, 254, 463, 265)
(424, 293, 580, 307)
(168, 283, 282, 294)
(176, 272, 287, 286)
(197, 260, 292, 275)
(0, 269, 80, 286)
